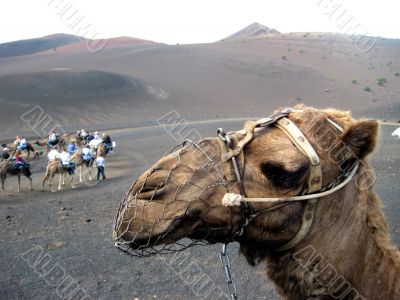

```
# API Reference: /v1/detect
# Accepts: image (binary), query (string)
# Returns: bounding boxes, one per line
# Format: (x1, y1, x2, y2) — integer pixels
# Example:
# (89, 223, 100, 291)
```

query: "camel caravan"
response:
(1, 129, 116, 192)
(114, 106, 400, 299)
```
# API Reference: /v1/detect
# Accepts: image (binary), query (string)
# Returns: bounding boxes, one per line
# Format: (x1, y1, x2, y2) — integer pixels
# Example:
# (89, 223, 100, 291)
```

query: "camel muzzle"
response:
(113, 140, 223, 257)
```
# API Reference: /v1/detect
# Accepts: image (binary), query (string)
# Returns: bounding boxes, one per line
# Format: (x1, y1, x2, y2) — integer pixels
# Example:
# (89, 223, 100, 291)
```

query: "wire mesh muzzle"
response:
(113, 140, 235, 257)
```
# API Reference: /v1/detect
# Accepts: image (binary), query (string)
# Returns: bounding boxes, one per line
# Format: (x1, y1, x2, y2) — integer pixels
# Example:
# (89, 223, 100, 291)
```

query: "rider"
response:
(14, 150, 31, 176)
(14, 150, 26, 169)
(94, 131, 101, 140)
(13, 135, 21, 145)
(82, 145, 92, 166)
(48, 130, 58, 148)
(67, 142, 77, 155)
(102, 133, 113, 154)
(85, 131, 94, 144)
(89, 134, 102, 156)
(1, 147, 10, 160)
(18, 136, 28, 151)
(59, 148, 74, 174)
(80, 129, 88, 139)
(47, 148, 60, 161)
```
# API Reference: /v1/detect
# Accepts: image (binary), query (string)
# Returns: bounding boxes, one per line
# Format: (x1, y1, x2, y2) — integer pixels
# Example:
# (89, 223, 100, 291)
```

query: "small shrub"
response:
(377, 77, 387, 86)
(299, 49, 305, 54)
(395, 72, 399, 77)
(352, 79, 358, 84)
(363, 86, 372, 92)
(282, 56, 287, 60)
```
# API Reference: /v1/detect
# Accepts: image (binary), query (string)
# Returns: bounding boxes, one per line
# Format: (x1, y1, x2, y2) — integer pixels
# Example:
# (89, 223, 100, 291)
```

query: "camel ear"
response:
(342, 120, 378, 158)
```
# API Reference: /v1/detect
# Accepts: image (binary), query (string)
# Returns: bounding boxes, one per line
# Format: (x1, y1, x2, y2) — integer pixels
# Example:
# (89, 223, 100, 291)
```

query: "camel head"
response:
(113, 106, 378, 262)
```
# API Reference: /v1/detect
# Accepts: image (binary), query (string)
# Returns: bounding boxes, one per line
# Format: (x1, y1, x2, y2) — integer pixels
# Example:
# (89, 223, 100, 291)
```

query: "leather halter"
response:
(217, 108, 359, 251)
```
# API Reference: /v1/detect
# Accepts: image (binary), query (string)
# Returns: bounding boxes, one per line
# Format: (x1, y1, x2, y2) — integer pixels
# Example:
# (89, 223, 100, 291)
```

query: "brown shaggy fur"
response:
(114, 106, 400, 299)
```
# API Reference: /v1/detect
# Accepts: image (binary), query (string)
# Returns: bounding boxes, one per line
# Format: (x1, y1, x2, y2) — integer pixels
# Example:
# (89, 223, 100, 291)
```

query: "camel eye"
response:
(260, 161, 309, 189)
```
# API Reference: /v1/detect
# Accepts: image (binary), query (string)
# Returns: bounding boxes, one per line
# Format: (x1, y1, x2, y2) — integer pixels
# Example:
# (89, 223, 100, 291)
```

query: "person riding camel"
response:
(83, 131, 93, 144)
(1, 147, 10, 160)
(59, 148, 74, 175)
(18, 136, 28, 151)
(14, 150, 27, 169)
(102, 133, 113, 154)
(13, 150, 31, 176)
(48, 130, 58, 148)
(80, 129, 88, 138)
(13, 135, 21, 145)
(88, 133, 102, 156)
(47, 148, 60, 161)
(94, 131, 101, 140)
(67, 142, 77, 155)
(82, 145, 93, 167)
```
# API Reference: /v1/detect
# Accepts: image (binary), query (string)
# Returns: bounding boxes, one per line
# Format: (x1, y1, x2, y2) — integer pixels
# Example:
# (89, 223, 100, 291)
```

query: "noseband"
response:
(217, 108, 359, 251)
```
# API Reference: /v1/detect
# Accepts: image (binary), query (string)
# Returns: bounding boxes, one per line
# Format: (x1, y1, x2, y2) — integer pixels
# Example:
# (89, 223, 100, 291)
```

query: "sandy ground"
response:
(0, 34, 399, 299)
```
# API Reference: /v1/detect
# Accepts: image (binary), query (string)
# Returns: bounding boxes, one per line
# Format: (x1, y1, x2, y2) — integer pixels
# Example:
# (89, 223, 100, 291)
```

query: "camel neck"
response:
(264, 187, 400, 299)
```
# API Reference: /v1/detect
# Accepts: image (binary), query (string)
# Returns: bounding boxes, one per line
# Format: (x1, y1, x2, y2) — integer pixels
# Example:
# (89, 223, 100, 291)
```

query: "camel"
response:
(0, 159, 33, 192)
(42, 158, 76, 191)
(70, 150, 93, 182)
(113, 106, 400, 299)
(61, 133, 83, 146)
(96, 143, 107, 158)
(35, 133, 81, 151)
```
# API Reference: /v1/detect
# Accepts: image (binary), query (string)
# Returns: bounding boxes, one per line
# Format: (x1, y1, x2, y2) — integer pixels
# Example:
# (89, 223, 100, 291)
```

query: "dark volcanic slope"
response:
(0, 69, 152, 103)
(0, 34, 83, 58)
(0, 34, 399, 140)
(0, 69, 165, 138)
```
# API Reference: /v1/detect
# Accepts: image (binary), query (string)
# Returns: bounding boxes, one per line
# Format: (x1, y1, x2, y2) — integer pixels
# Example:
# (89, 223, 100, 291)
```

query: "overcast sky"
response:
(1, 0, 399, 44)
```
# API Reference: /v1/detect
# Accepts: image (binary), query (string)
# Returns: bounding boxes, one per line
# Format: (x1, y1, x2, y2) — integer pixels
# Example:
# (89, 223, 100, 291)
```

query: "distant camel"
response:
(71, 150, 93, 183)
(96, 143, 107, 158)
(1, 160, 32, 192)
(114, 105, 400, 299)
(35, 133, 82, 151)
(42, 159, 75, 191)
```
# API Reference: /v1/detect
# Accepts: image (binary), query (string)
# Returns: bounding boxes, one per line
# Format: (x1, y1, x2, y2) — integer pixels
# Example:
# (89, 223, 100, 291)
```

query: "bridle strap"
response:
(277, 198, 317, 251)
(220, 108, 296, 161)
(275, 117, 322, 193)
(221, 161, 358, 205)
(223, 115, 322, 251)
(218, 108, 357, 251)
(221, 161, 359, 251)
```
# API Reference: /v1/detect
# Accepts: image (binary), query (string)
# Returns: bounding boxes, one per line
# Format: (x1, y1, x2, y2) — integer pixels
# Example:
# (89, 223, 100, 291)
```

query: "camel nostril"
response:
(136, 184, 168, 200)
